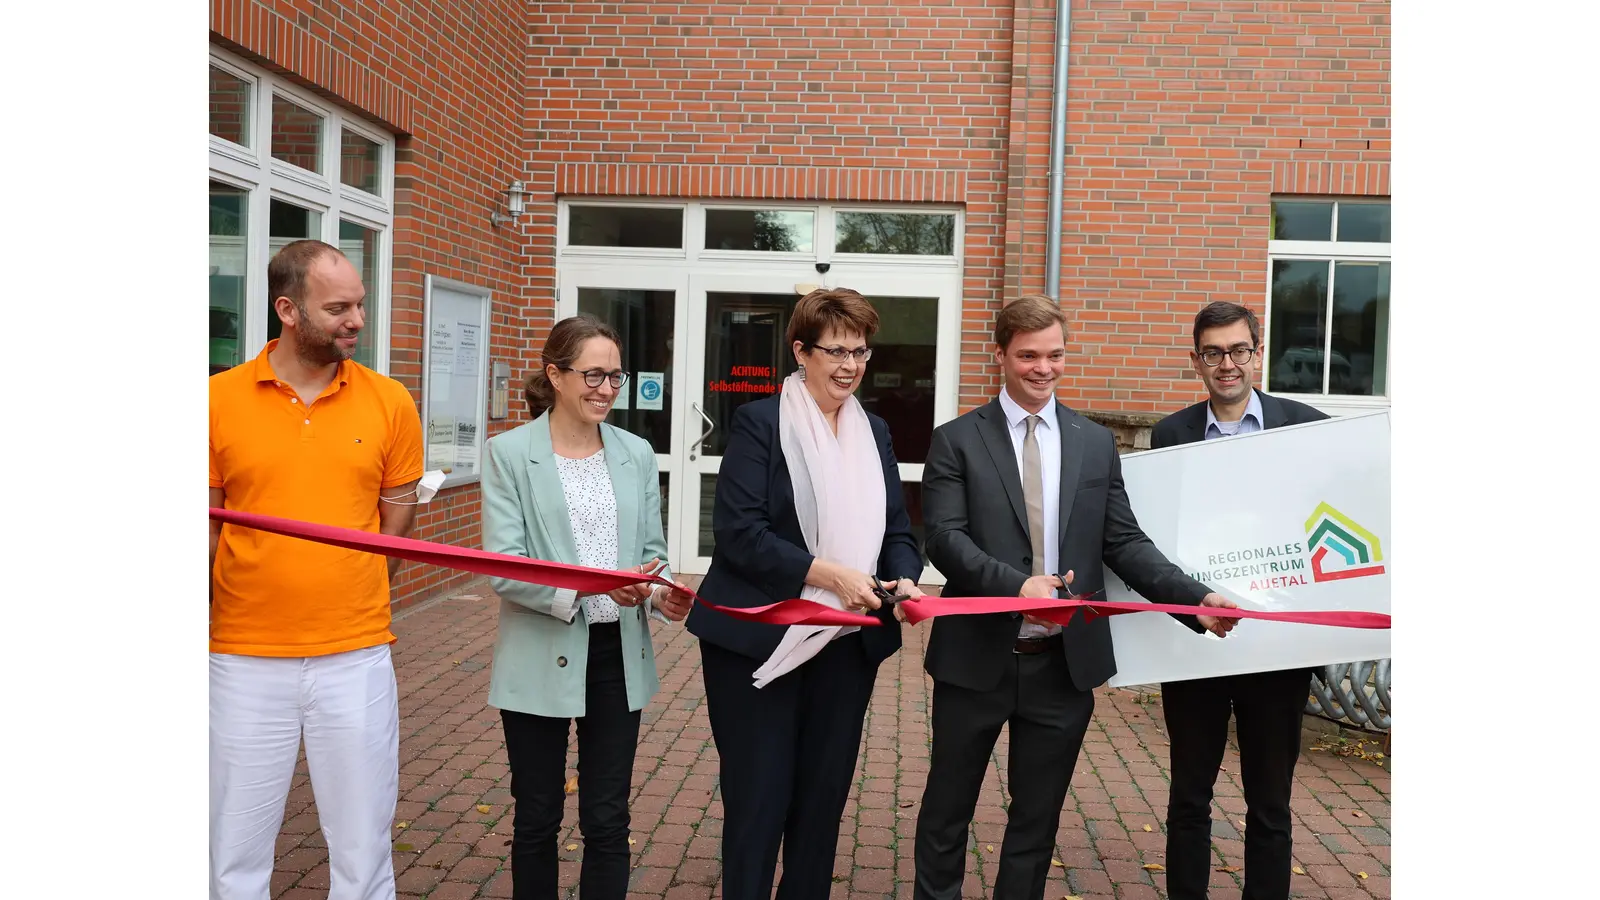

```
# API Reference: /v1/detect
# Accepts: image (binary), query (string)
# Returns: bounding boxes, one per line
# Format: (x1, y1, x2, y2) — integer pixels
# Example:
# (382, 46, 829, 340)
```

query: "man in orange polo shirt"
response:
(209, 239, 423, 900)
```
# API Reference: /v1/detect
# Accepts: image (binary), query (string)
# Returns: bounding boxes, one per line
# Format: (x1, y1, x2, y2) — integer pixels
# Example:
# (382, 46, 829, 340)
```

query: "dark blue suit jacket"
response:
(686, 394, 924, 666)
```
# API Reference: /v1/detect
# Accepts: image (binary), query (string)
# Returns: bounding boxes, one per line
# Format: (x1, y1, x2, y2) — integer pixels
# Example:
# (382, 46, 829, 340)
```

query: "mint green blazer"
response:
(480, 415, 669, 718)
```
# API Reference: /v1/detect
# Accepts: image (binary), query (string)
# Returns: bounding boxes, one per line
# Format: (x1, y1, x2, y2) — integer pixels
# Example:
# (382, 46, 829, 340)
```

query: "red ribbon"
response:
(208, 508, 1390, 631)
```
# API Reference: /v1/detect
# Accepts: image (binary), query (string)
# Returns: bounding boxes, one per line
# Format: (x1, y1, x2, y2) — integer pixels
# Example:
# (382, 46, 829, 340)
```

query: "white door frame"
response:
(557, 228, 962, 584)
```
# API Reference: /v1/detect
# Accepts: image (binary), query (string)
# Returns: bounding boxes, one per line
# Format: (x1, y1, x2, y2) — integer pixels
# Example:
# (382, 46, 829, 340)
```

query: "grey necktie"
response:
(1023, 415, 1046, 576)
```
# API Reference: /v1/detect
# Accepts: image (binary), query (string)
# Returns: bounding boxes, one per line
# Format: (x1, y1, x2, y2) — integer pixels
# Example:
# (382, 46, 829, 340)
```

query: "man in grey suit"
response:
(912, 295, 1239, 900)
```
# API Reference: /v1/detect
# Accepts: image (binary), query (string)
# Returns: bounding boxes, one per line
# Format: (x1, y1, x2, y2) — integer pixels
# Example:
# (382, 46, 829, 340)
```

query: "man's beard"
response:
(296, 308, 357, 367)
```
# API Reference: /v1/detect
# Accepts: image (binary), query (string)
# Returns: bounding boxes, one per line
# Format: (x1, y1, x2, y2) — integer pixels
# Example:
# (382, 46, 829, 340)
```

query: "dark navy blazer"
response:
(686, 394, 924, 666)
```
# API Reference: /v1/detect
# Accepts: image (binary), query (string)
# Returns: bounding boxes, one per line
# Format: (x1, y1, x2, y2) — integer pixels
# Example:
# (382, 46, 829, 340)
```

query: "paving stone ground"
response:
(266, 583, 1391, 900)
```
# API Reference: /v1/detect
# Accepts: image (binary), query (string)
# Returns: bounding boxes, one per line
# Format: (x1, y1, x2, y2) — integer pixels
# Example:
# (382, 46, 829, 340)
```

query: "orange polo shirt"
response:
(209, 341, 424, 657)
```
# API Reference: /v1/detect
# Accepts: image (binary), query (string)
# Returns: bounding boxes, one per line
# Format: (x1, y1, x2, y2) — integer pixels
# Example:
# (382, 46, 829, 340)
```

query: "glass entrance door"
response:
(677, 269, 960, 581)
(558, 267, 688, 564)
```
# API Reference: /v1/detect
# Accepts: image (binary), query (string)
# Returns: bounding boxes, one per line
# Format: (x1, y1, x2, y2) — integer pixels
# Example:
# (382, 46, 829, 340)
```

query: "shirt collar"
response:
(1205, 389, 1263, 434)
(250, 339, 352, 388)
(998, 386, 1055, 431)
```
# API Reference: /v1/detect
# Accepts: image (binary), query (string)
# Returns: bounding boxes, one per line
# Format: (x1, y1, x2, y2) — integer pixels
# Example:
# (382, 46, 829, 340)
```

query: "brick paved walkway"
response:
(267, 585, 1390, 900)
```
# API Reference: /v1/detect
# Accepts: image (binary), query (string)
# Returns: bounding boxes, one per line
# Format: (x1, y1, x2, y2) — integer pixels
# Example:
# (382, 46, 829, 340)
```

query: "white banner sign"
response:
(1106, 412, 1391, 686)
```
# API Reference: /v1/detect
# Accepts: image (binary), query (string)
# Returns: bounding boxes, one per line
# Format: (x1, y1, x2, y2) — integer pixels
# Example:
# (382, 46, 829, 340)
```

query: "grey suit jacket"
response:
(921, 397, 1211, 692)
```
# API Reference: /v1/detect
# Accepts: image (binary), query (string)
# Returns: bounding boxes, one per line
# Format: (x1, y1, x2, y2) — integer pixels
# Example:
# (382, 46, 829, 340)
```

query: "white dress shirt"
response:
(997, 386, 1061, 638)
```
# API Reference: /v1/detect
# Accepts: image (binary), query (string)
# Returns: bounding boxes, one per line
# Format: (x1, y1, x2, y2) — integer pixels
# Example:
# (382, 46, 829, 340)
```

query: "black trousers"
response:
(699, 632, 877, 900)
(1161, 668, 1313, 900)
(914, 644, 1095, 900)
(500, 622, 641, 900)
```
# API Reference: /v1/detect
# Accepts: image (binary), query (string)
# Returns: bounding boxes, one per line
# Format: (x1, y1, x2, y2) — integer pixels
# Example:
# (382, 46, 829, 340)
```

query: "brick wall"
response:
(1049, 0, 1390, 414)
(521, 0, 1022, 413)
(212, 0, 1390, 598)
(211, 0, 529, 607)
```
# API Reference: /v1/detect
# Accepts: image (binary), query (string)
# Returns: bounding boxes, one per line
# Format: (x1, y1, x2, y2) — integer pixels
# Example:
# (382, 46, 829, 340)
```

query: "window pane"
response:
(339, 220, 380, 370)
(1328, 262, 1389, 396)
(209, 67, 251, 146)
(1336, 202, 1390, 243)
(340, 129, 383, 195)
(209, 182, 248, 374)
(698, 474, 717, 558)
(266, 199, 324, 344)
(1266, 259, 1330, 394)
(659, 472, 669, 538)
(902, 479, 925, 551)
(857, 295, 939, 464)
(705, 209, 814, 252)
(702, 292, 796, 456)
(835, 212, 955, 255)
(271, 95, 324, 174)
(1270, 201, 1333, 241)
(568, 205, 683, 248)
(577, 287, 677, 454)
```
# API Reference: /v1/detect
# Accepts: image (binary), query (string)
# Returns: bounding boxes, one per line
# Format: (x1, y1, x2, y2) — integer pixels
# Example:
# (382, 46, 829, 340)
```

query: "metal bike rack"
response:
(1307, 659, 1391, 731)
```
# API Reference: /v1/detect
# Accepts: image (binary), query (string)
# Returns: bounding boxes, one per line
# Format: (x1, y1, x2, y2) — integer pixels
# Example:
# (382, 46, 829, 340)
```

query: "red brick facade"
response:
(211, 0, 1390, 606)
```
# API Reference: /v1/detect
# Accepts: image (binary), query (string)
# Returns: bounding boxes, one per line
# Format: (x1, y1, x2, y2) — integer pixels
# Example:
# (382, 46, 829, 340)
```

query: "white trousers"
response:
(210, 644, 399, 900)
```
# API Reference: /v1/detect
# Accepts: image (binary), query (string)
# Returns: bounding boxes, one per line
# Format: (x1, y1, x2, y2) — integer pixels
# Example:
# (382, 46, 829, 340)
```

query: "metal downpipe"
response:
(1045, 0, 1073, 301)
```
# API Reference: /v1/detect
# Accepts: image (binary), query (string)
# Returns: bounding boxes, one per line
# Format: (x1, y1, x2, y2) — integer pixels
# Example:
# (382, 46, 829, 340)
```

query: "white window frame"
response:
(557, 199, 965, 269)
(1263, 198, 1391, 416)
(555, 199, 964, 581)
(208, 46, 396, 374)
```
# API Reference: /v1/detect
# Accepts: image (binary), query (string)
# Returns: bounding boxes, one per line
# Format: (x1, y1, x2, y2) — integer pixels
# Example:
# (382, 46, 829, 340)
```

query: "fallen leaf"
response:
(1358, 871, 1369, 880)
(1142, 824, 1152, 832)
(566, 843, 578, 851)
(628, 838, 636, 846)
(1065, 896, 1084, 900)
(1236, 819, 1246, 830)
(476, 804, 492, 814)
(1051, 858, 1063, 867)
(452, 660, 461, 666)
(1216, 865, 1243, 873)
(900, 801, 914, 808)
(986, 845, 995, 853)
(1352, 811, 1364, 818)
(395, 821, 408, 829)
(1293, 866, 1306, 875)
(394, 843, 414, 852)
(565, 776, 579, 794)
(1142, 863, 1165, 871)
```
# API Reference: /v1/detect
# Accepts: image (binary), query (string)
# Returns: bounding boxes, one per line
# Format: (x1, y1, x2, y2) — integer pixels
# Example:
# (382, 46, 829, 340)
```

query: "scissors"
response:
(869, 575, 910, 608)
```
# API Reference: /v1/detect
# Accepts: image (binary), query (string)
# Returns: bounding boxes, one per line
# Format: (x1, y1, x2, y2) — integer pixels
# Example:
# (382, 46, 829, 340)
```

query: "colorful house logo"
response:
(1304, 502, 1386, 582)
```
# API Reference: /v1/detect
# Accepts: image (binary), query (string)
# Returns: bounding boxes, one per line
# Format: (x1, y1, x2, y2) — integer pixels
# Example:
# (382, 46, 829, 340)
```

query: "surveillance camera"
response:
(815, 262, 831, 274)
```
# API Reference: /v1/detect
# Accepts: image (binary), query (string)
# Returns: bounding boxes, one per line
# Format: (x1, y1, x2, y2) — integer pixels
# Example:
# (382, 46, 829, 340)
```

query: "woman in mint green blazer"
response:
(480, 314, 694, 900)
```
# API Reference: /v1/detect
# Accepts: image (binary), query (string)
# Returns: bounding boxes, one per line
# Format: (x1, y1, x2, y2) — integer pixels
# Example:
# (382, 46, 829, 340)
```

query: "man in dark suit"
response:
(1151, 300, 1328, 900)
(912, 295, 1240, 900)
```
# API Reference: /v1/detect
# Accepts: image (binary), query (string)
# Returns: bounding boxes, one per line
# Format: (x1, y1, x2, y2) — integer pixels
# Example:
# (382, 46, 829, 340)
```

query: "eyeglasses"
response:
(807, 344, 873, 363)
(560, 367, 630, 389)
(1198, 347, 1257, 367)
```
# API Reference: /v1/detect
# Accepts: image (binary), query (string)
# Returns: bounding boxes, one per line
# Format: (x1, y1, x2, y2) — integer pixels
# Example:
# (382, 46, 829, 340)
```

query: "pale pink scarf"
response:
(751, 370, 887, 688)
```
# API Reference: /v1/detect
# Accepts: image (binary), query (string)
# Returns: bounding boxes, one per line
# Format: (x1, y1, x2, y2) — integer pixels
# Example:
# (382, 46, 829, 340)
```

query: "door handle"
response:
(689, 402, 715, 461)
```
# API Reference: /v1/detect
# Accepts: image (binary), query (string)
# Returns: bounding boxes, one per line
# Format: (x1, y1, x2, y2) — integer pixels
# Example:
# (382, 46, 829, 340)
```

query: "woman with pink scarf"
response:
(686, 288, 926, 900)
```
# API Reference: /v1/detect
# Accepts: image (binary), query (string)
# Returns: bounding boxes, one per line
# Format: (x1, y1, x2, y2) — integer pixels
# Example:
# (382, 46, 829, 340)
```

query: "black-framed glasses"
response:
(807, 344, 873, 363)
(1198, 347, 1257, 367)
(560, 367, 629, 389)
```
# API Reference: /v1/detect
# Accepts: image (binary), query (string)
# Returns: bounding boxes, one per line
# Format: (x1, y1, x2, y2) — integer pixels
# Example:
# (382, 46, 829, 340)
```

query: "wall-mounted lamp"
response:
(490, 180, 528, 227)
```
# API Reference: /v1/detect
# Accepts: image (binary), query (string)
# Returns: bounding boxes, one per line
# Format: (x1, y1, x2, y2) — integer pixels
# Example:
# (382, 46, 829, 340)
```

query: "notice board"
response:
(422, 275, 491, 488)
